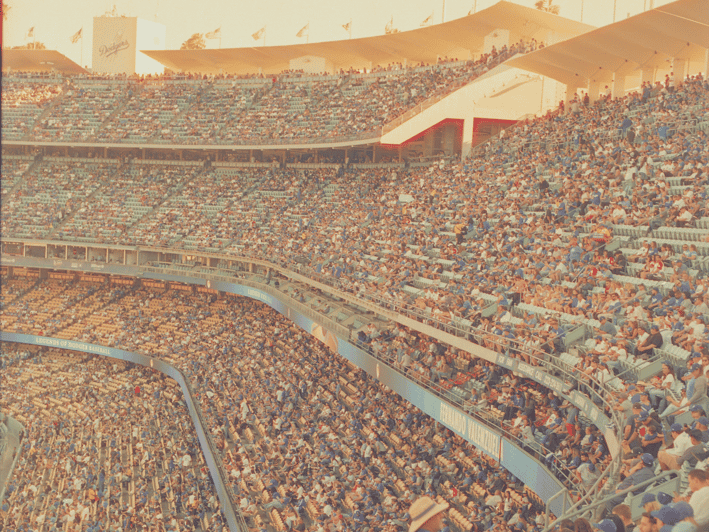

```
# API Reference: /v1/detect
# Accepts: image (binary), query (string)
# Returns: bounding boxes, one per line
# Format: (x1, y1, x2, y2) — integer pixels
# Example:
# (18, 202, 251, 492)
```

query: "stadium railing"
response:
(1, 241, 628, 527)
(0, 336, 249, 532)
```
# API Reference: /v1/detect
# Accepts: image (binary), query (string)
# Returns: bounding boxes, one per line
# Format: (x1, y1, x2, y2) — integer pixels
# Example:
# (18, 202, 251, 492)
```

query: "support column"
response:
(674, 58, 687, 87)
(587, 80, 601, 103)
(704, 49, 709, 78)
(612, 76, 626, 99)
(641, 67, 655, 85)
(564, 84, 577, 113)
(461, 118, 474, 160)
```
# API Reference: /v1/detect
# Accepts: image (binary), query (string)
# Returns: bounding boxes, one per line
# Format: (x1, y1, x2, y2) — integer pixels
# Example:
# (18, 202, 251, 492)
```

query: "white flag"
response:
(296, 23, 309, 38)
(252, 27, 265, 40)
(70, 28, 82, 44)
(420, 13, 433, 27)
(205, 27, 221, 39)
(385, 17, 394, 34)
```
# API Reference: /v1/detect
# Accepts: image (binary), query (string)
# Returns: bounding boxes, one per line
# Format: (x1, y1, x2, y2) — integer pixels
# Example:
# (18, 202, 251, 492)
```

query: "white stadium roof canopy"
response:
(140, 1, 594, 75)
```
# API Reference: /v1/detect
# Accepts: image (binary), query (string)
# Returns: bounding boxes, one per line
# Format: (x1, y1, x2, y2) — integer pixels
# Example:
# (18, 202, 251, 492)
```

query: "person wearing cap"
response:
(671, 501, 696, 532)
(606, 453, 656, 511)
(694, 418, 709, 442)
(575, 455, 599, 490)
(689, 405, 707, 420)
(657, 492, 673, 506)
(636, 325, 664, 360)
(659, 424, 694, 470)
(639, 493, 659, 514)
(624, 403, 644, 446)
(652, 506, 682, 532)
(408, 496, 449, 532)
(595, 518, 618, 532)
(641, 420, 664, 457)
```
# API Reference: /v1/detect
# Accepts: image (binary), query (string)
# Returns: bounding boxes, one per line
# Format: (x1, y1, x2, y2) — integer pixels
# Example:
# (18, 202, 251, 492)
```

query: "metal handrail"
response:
(350, 337, 578, 488)
(1, 242, 628, 524)
(546, 470, 679, 525)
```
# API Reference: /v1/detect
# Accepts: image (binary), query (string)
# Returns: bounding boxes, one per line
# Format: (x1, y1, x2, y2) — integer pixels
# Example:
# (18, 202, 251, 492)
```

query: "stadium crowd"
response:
(3, 73, 707, 369)
(0, 345, 226, 532)
(2, 39, 540, 144)
(3, 275, 709, 532)
(2, 285, 561, 532)
(2, 27, 709, 532)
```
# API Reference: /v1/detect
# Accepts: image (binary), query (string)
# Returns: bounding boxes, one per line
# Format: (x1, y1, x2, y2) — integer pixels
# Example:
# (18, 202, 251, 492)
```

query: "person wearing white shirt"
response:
(688, 469, 709, 529)
(658, 425, 694, 470)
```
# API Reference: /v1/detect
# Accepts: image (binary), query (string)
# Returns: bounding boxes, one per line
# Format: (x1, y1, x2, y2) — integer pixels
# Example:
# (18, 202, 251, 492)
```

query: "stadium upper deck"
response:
(1, 40, 534, 147)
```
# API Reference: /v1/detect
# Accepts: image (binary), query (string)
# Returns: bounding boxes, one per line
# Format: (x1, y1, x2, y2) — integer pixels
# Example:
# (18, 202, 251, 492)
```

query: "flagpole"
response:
(81, 32, 83, 67)
(263, 26, 266, 47)
(307, 21, 309, 44)
(349, 19, 352, 40)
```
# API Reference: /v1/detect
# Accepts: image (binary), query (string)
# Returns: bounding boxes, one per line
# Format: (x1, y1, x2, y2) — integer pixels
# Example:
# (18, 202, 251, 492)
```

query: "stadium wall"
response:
(379, 62, 543, 158)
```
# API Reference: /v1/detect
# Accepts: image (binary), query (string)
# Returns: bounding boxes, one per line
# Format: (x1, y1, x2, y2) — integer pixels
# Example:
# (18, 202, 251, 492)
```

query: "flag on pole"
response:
(27, 27, 35, 38)
(70, 28, 83, 44)
(384, 17, 398, 34)
(296, 23, 309, 38)
(342, 22, 351, 31)
(205, 27, 221, 39)
(420, 13, 433, 26)
(252, 27, 265, 40)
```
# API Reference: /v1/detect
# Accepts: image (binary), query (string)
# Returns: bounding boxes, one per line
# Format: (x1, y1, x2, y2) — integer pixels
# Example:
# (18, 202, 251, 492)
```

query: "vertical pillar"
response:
(704, 49, 709, 78)
(461, 118, 473, 160)
(564, 84, 577, 113)
(612, 75, 625, 99)
(673, 58, 686, 87)
(641, 67, 654, 84)
(587, 80, 600, 103)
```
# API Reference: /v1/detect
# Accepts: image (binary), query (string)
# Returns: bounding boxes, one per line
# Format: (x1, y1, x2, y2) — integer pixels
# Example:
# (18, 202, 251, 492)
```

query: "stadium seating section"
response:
(1, 40, 709, 532)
